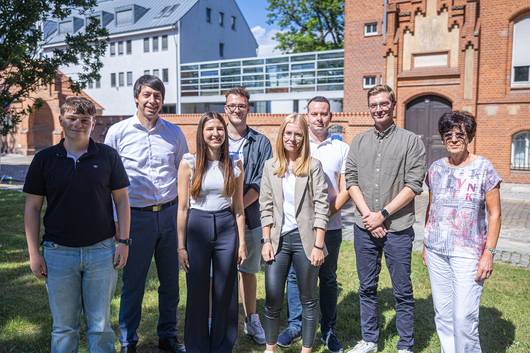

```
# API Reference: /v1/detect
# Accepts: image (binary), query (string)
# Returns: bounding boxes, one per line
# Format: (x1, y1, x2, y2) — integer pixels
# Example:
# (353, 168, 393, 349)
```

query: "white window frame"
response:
(511, 131, 530, 170)
(364, 22, 378, 36)
(363, 75, 377, 89)
(511, 15, 530, 87)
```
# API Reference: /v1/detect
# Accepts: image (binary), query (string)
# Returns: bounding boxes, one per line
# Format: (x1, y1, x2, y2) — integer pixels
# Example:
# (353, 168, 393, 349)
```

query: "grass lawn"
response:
(1, 189, 529, 353)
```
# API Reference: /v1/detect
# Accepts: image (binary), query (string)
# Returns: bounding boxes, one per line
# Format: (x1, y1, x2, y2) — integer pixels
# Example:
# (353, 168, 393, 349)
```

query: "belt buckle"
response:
(152, 205, 162, 212)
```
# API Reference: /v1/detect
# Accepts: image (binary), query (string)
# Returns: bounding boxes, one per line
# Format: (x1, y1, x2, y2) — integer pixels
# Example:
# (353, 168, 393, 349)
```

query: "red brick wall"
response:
(344, 0, 385, 112)
(161, 113, 374, 153)
(474, 0, 530, 183)
(343, 0, 530, 183)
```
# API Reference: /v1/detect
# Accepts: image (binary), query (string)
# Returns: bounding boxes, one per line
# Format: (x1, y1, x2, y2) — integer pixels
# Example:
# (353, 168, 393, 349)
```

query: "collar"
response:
(132, 113, 161, 131)
(56, 138, 99, 158)
(373, 123, 396, 139)
(310, 134, 332, 146)
(243, 126, 257, 142)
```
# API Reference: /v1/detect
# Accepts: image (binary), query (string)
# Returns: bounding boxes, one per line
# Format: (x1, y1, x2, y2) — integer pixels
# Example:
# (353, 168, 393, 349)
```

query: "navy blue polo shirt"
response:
(23, 139, 130, 247)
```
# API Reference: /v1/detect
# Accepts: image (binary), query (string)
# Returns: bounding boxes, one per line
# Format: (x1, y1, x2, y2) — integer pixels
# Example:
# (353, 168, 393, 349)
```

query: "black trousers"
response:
(264, 229, 320, 348)
(184, 208, 238, 353)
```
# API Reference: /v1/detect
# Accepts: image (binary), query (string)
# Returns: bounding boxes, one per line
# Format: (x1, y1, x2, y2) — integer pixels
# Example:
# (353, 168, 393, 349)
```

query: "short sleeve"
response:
(109, 148, 130, 190)
(182, 153, 196, 170)
(23, 153, 46, 195)
(483, 159, 502, 193)
(340, 141, 349, 174)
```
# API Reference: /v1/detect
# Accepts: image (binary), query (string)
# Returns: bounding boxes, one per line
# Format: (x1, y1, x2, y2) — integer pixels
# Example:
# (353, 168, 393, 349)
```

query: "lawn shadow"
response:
(479, 306, 515, 353)
(338, 288, 438, 352)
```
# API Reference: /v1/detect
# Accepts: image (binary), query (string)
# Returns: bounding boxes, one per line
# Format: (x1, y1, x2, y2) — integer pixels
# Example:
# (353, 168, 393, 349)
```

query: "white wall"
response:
(53, 29, 179, 116)
(179, 0, 257, 63)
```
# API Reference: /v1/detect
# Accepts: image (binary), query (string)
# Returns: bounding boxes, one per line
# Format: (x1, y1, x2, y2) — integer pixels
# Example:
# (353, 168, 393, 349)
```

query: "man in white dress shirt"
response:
(105, 75, 188, 353)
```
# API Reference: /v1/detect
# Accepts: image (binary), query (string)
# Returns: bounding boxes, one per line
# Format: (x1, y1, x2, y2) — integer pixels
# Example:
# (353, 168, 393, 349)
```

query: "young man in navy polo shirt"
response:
(24, 97, 131, 353)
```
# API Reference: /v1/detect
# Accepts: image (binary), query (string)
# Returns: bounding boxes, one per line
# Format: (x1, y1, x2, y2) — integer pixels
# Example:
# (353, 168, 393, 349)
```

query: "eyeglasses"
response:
(442, 132, 466, 142)
(225, 104, 248, 112)
(368, 102, 392, 111)
(283, 131, 304, 141)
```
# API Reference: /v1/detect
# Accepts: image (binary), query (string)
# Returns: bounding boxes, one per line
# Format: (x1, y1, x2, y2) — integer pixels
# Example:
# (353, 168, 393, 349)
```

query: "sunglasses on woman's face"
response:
(443, 131, 466, 142)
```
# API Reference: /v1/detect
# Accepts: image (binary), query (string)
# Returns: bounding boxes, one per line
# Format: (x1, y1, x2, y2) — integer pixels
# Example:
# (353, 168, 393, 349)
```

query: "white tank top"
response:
(182, 153, 241, 211)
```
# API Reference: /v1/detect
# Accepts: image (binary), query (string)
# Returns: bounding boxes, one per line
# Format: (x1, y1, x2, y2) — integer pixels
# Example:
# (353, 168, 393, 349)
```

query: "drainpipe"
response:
(383, 0, 388, 39)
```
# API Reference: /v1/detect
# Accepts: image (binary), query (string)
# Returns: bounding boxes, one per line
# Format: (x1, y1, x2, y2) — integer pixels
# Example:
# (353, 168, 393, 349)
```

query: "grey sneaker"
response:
(397, 350, 413, 353)
(244, 313, 266, 345)
(346, 340, 378, 353)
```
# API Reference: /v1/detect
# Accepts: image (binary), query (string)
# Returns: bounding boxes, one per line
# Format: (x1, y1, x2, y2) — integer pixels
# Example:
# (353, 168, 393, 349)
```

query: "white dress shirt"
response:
(105, 114, 188, 207)
(310, 136, 349, 230)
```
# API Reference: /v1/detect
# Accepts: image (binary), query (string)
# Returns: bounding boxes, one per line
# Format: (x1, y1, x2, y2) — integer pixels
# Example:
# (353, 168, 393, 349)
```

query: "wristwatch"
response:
(380, 208, 390, 220)
(116, 238, 132, 246)
(487, 247, 497, 256)
(261, 238, 272, 245)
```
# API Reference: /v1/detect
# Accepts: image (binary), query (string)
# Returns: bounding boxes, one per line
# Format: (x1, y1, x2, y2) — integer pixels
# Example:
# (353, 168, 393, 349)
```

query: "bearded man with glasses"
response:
(345, 84, 426, 353)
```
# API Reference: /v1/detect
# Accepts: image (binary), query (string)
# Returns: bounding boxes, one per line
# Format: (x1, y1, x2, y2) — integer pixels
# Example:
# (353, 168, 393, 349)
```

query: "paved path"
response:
(2, 153, 529, 266)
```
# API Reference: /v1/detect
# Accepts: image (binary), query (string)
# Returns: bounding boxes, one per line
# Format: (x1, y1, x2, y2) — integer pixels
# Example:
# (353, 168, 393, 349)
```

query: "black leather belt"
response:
(131, 199, 177, 212)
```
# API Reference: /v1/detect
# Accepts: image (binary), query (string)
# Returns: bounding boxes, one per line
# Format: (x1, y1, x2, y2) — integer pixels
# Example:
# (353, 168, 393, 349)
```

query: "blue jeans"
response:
(354, 224, 415, 350)
(285, 229, 342, 335)
(43, 237, 117, 353)
(119, 204, 180, 346)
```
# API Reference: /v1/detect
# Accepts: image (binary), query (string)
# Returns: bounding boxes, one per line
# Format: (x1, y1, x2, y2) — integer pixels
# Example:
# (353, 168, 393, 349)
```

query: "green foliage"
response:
(266, 0, 344, 53)
(0, 0, 108, 136)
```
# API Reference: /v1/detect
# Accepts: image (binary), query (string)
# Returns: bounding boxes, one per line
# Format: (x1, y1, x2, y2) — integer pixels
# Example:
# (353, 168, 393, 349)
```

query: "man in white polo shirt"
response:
(277, 96, 350, 352)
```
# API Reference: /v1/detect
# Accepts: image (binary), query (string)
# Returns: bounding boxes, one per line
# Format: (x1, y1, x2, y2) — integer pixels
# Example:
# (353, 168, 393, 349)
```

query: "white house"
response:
(41, 0, 258, 115)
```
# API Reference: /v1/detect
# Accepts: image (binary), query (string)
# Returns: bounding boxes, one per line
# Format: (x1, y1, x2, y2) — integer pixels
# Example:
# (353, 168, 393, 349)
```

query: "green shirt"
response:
(345, 124, 426, 232)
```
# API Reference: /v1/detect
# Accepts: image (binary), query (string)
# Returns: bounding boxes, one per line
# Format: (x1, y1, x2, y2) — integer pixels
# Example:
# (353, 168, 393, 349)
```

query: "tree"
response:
(266, 0, 344, 53)
(0, 0, 108, 136)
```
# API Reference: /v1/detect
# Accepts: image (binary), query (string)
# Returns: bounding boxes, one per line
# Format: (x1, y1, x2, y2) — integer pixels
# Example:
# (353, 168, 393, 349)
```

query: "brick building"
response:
(344, 0, 530, 183)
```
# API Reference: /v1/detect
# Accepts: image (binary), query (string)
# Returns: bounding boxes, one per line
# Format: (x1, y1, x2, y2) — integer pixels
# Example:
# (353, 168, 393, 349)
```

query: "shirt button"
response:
(376, 168, 380, 172)
(375, 199, 379, 202)
(378, 153, 381, 157)
(375, 184, 378, 187)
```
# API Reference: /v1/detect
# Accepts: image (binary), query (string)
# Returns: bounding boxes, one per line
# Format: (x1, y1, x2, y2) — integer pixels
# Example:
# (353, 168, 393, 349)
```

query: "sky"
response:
(235, 0, 281, 57)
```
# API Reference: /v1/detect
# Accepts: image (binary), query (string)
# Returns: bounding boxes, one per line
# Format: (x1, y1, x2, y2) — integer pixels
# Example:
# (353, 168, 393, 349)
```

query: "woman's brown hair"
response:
(191, 112, 236, 199)
(273, 113, 311, 177)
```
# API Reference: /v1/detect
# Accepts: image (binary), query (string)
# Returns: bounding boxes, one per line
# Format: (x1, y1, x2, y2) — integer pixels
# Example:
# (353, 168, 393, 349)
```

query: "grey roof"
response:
(43, 0, 198, 46)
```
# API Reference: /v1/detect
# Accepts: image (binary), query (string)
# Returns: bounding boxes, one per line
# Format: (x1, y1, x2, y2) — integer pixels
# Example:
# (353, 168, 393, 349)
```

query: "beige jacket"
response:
(259, 157, 329, 259)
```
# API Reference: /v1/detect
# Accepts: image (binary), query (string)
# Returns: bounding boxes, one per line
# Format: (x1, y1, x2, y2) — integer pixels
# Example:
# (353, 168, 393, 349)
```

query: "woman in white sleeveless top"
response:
(176, 112, 246, 353)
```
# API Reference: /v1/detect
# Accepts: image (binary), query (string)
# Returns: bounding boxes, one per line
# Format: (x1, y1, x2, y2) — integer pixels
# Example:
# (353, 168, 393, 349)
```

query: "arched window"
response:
(512, 131, 530, 170)
(512, 14, 530, 86)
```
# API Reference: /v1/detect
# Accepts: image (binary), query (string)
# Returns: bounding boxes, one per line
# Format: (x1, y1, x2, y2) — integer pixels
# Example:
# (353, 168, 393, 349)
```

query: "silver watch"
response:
(487, 247, 497, 256)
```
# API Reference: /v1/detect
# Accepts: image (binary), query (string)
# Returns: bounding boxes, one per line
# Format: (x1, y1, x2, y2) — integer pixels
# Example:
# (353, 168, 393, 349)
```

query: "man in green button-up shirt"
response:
(345, 85, 426, 353)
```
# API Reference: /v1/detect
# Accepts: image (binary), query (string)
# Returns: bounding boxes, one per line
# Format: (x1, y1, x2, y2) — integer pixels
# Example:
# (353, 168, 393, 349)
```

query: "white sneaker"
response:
(244, 313, 266, 345)
(347, 340, 378, 353)
(397, 350, 413, 353)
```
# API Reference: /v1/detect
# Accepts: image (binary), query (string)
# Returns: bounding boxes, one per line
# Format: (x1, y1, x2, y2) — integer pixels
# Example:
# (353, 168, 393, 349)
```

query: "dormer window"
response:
(114, 5, 147, 27)
(57, 17, 83, 34)
(116, 9, 133, 26)
(58, 20, 73, 34)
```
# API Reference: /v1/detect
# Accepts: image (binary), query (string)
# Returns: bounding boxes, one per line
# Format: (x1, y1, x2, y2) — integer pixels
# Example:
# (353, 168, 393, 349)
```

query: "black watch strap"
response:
(116, 238, 132, 246)
(261, 238, 272, 245)
(380, 208, 390, 220)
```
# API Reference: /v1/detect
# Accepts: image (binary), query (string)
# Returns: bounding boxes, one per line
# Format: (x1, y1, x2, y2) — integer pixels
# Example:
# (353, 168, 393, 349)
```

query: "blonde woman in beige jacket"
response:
(259, 113, 329, 353)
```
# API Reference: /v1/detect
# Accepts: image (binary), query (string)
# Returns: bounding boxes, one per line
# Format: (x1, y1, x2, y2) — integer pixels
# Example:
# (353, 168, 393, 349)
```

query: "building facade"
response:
(344, 0, 530, 183)
(41, 0, 258, 116)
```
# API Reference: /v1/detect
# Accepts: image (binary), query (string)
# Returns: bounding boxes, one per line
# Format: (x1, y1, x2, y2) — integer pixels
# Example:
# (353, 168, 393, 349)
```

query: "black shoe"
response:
(159, 337, 186, 353)
(120, 343, 137, 353)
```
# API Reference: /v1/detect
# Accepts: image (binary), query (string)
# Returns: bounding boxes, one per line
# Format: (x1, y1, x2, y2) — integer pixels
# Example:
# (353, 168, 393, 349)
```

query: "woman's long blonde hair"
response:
(273, 113, 311, 177)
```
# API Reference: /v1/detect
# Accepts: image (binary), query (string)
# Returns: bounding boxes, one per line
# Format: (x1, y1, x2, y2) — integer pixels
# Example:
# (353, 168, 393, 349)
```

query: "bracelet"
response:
(178, 247, 186, 251)
(261, 238, 272, 245)
(313, 243, 324, 250)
